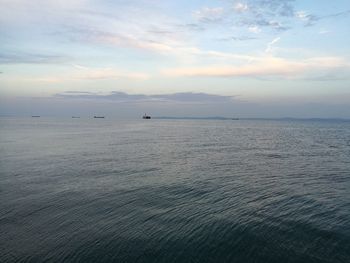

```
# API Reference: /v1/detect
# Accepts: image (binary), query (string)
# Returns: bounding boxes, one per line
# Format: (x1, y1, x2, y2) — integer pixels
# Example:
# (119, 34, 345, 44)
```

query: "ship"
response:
(94, 116, 105, 118)
(142, 114, 151, 119)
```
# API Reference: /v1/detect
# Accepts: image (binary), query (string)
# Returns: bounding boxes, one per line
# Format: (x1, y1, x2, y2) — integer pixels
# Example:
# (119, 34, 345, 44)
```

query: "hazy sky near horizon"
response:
(0, 0, 350, 117)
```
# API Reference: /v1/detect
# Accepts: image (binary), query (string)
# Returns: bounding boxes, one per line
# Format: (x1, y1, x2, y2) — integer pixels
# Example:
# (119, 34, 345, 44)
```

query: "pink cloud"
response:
(162, 56, 348, 78)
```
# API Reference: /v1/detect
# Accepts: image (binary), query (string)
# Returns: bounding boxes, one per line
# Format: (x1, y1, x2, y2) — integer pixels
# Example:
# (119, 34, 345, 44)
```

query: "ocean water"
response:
(0, 117, 349, 263)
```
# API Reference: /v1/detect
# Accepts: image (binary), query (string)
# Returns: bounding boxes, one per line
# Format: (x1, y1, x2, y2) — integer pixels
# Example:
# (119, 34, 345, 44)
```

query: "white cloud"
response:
(234, 2, 249, 13)
(248, 26, 261, 33)
(295, 10, 308, 21)
(265, 37, 281, 53)
(319, 30, 331, 34)
(193, 7, 224, 22)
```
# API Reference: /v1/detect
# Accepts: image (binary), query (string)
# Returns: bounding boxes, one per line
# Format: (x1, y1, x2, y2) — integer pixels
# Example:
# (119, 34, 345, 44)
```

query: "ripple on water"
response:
(0, 118, 350, 262)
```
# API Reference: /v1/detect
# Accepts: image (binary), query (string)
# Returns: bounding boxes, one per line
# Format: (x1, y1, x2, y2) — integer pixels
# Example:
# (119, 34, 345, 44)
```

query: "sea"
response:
(0, 117, 349, 262)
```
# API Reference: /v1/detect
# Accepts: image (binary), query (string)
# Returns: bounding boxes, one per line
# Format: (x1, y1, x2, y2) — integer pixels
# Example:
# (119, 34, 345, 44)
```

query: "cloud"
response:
(0, 0, 188, 58)
(240, 19, 289, 31)
(63, 25, 263, 63)
(229, 0, 295, 31)
(318, 30, 330, 35)
(295, 9, 350, 26)
(218, 36, 258, 41)
(248, 26, 261, 33)
(0, 52, 69, 64)
(193, 7, 224, 23)
(73, 67, 149, 80)
(23, 66, 150, 83)
(190, 1, 293, 32)
(57, 25, 183, 55)
(295, 10, 308, 21)
(152, 93, 233, 103)
(55, 91, 148, 101)
(100, 36, 174, 53)
(234, 2, 249, 13)
(265, 37, 281, 53)
(231, 1, 348, 31)
(53, 91, 234, 103)
(161, 56, 349, 78)
(179, 23, 205, 32)
(249, 0, 295, 17)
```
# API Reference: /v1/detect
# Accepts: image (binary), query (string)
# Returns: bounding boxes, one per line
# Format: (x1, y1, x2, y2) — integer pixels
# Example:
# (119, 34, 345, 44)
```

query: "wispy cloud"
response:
(24, 66, 150, 83)
(178, 23, 205, 32)
(295, 9, 350, 26)
(218, 36, 258, 41)
(229, 0, 295, 31)
(193, 7, 224, 23)
(253, 0, 295, 17)
(95, 34, 175, 53)
(162, 56, 349, 79)
(234, 2, 249, 13)
(73, 67, 150, 80)
(0, 52, 69, 64)
(60, 25, 261, 63)
(318, 29, 330, 35)
(248, 26, 261, 33)
(239, 19, 289, 31)
(1, 0, 349, 108)
(265, 37, 281, 53)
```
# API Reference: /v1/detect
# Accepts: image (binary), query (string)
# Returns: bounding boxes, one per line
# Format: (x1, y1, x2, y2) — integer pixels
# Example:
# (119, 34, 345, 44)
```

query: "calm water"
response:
(1, 117, 350, 262)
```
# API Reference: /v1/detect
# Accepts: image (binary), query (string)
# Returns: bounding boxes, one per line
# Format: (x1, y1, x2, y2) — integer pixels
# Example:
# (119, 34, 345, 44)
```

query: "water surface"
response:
(1, 117, 349, 262)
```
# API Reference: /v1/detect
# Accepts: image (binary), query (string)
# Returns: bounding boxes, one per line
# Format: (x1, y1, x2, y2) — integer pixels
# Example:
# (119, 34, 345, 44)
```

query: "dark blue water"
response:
(1, 117, 350, 262)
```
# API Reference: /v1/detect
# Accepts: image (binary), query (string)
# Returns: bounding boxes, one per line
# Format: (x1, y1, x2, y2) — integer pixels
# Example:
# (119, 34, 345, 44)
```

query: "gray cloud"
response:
(237, 18, 290, 31)
(302, 9, 350, 26)
(232, 0, 295, 31)
(54, 91, 234, 103)
(223, 1, 349, 32)
(249, 0, 295, 17)
(190, 0, 295, 32)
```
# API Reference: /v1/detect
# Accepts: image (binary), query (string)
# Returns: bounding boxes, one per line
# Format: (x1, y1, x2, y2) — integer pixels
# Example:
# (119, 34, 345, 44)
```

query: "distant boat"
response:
(94, 116, 105, 118)
(31, 115, 40, 118)
(231, 118, 239, 120)
(142, 114, 151, 119)
(72, 116, 80, 118)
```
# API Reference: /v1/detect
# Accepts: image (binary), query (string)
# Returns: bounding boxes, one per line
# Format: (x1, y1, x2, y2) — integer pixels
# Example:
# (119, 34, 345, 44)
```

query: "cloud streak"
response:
(265, 37, 281, 53)
(162, 56, 349, 78)
(296, 9, 350, 26)
(0, 52, 69, 64)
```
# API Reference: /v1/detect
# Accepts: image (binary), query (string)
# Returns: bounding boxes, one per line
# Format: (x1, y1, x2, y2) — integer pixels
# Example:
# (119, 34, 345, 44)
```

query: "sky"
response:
(0, 0, 350, 118)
